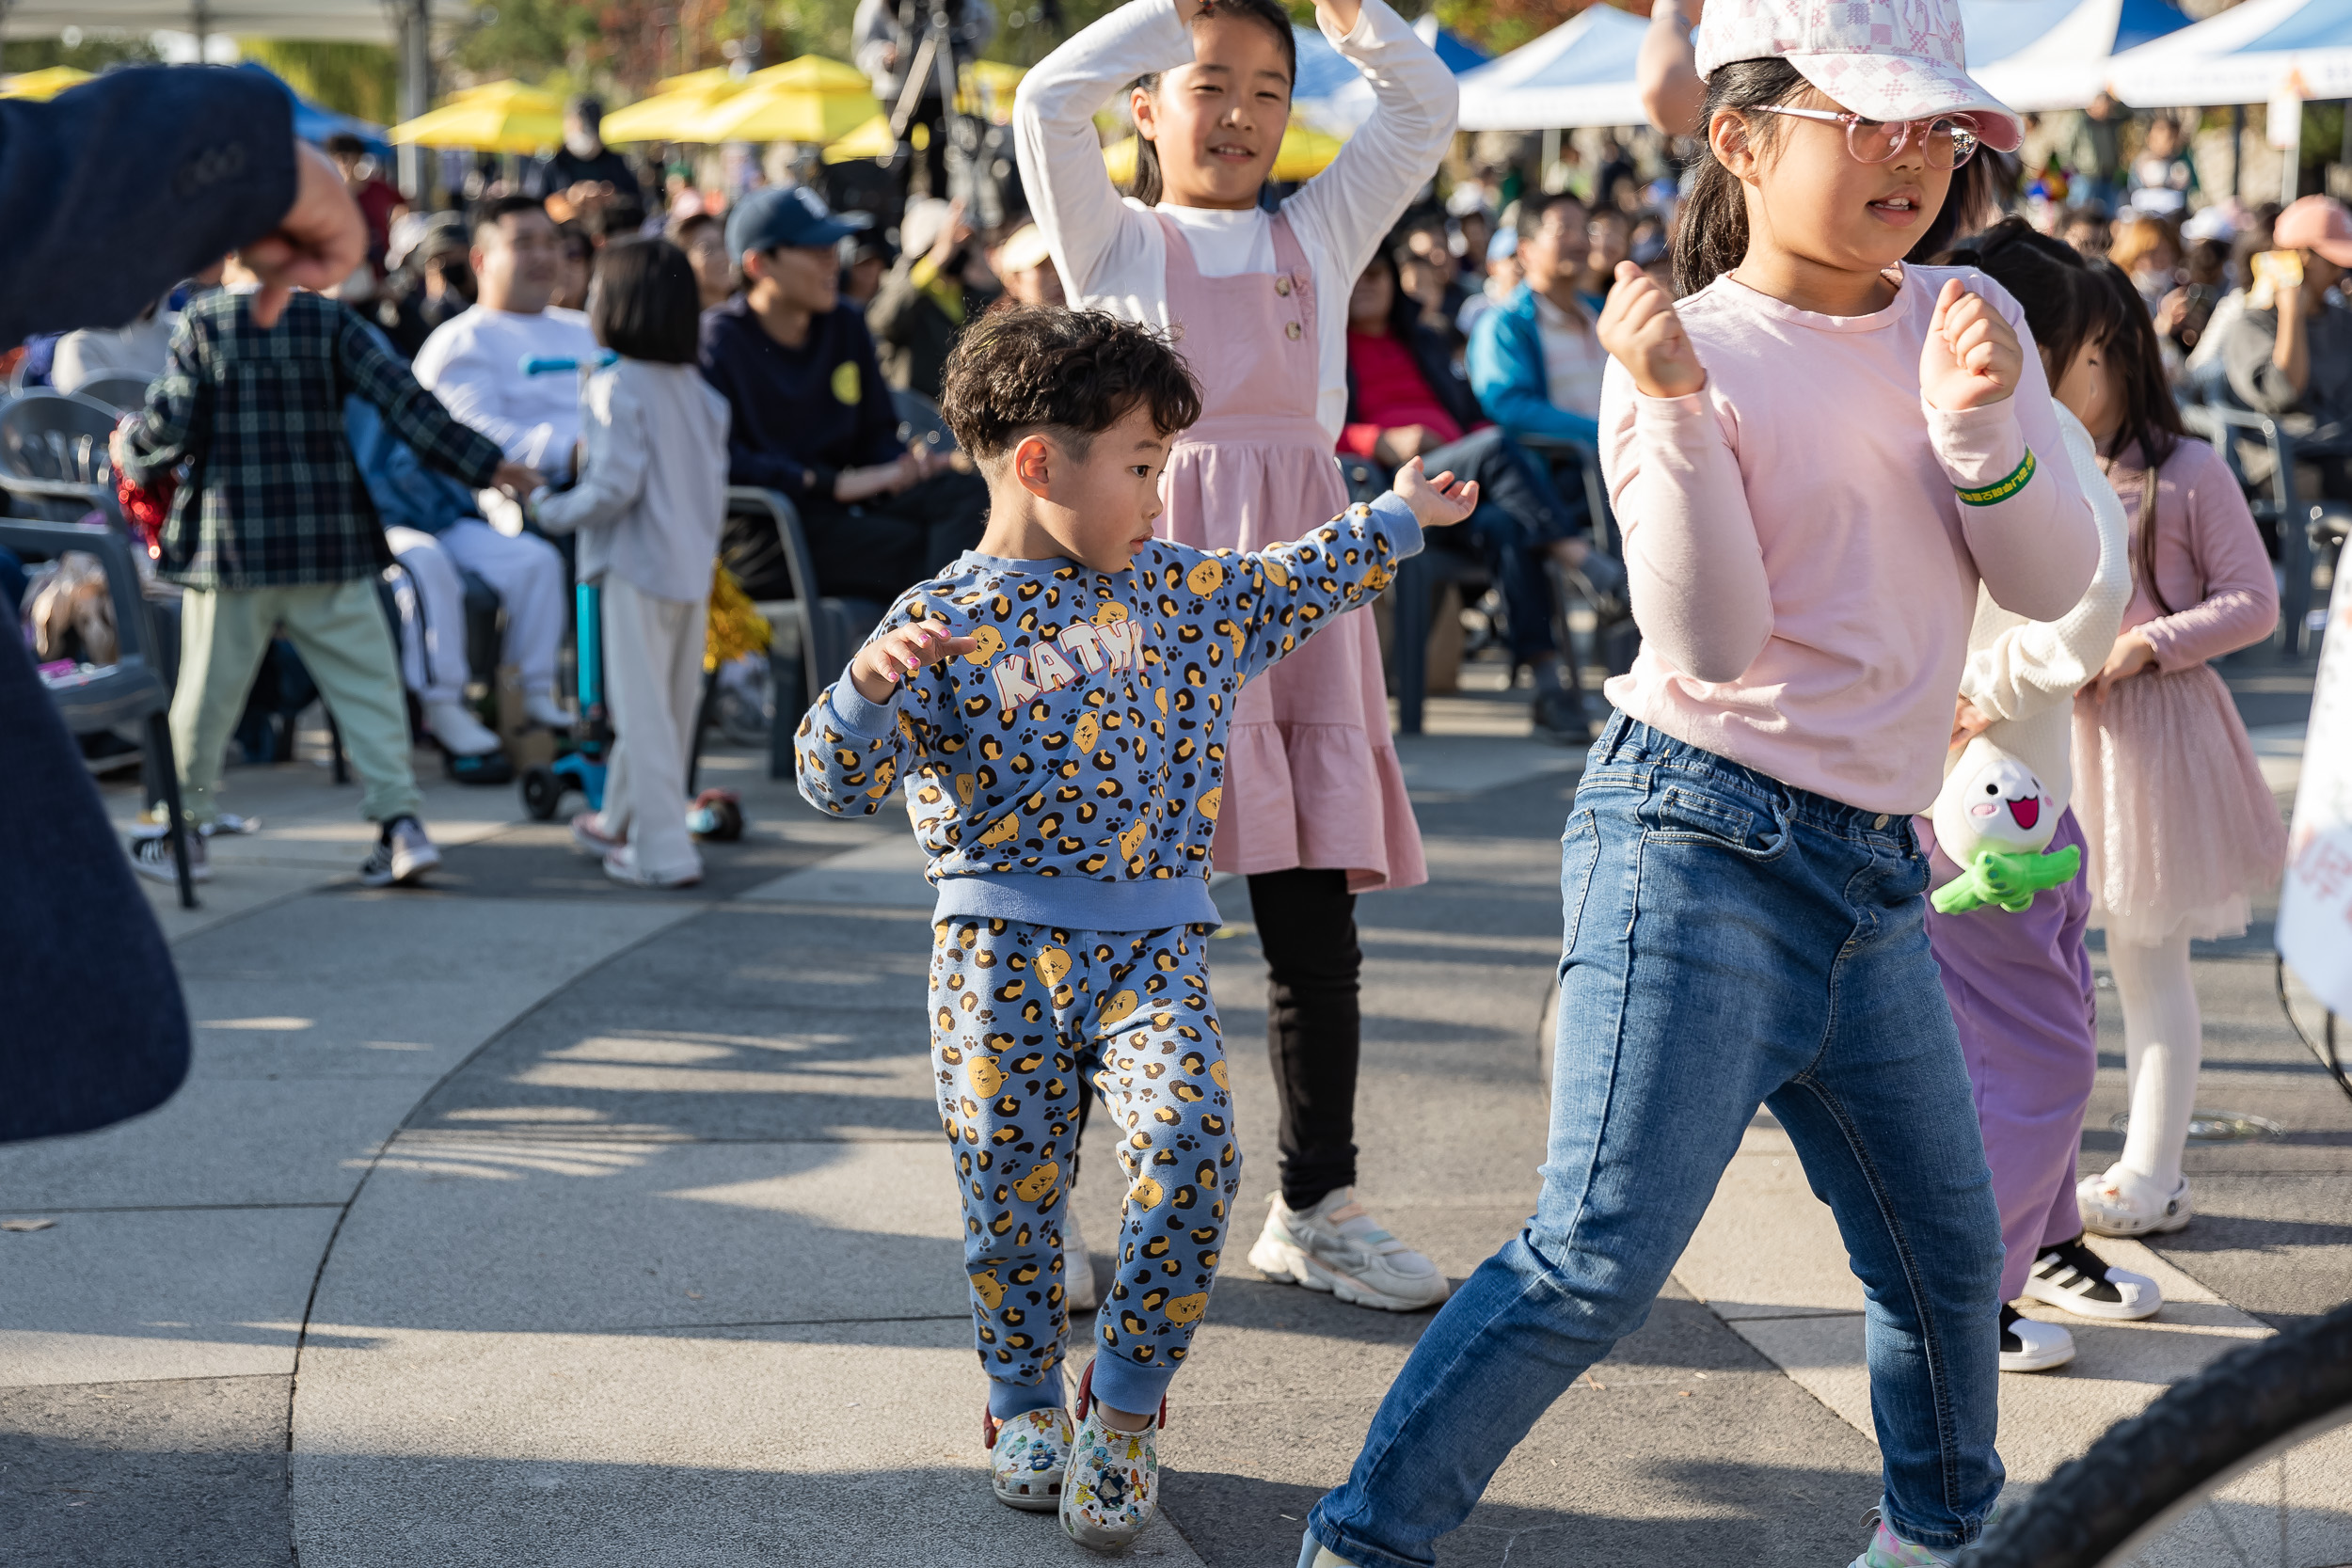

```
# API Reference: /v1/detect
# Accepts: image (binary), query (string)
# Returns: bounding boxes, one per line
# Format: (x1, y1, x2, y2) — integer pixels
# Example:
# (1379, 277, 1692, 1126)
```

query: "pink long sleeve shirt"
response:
(1597, 265, 2101, 816)
(2098, 437, 2279, 669)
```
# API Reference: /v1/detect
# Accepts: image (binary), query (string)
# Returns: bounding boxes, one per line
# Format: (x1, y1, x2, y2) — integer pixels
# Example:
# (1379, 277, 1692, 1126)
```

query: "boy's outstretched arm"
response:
(1222, 458, 1474, 680)
(793, 620, 976, 817)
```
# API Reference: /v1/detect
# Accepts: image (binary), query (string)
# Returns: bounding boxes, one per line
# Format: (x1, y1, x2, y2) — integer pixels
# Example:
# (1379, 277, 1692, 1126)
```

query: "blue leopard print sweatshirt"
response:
(794, 493, 1422, 929)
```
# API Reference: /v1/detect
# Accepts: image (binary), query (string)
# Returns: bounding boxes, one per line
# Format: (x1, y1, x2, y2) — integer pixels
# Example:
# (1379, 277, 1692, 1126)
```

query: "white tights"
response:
(2108, 930, 2201, 1193)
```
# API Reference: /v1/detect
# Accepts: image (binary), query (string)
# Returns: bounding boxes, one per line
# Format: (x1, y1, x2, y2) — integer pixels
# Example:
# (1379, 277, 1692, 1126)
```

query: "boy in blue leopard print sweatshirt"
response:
(792, 306, 1472, 1551)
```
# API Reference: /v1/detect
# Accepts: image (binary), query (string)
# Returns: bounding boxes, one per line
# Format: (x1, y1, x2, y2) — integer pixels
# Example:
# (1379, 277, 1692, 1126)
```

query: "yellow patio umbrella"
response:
(0, 66, 93, 100)
(958, 59, 1025, 123)
(1100, 120, 1344, 185)
(389, 80, 565, 154)
(655, 66, 738, 93)
(821, 113, 899, 165)
(688, 55, 879, 144)
(600, 76, 748, 144)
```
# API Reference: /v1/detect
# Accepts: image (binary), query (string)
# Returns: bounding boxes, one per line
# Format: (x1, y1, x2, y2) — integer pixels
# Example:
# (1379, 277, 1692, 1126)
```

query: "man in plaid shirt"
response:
(117, 277, 541, 888)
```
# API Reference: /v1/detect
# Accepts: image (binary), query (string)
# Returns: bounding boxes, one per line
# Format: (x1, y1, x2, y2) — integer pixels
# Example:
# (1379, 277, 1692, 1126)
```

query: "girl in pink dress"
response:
(1016, 0, 1457, 1309)
(2072, 261, 2288, 1237)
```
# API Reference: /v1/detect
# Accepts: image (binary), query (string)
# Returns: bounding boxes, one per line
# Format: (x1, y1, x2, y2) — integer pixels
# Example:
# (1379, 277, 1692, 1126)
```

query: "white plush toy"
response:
(1930, 737, 2078, 914)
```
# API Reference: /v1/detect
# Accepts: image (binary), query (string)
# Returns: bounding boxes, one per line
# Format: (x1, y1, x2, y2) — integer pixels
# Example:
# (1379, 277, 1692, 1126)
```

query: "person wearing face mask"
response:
(409, 196, 592, 730)
(544, 98, 643, 209)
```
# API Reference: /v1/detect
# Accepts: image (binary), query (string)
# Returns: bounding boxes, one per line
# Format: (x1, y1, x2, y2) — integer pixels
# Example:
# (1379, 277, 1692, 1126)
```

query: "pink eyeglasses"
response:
(1746, 106, 1982, 171)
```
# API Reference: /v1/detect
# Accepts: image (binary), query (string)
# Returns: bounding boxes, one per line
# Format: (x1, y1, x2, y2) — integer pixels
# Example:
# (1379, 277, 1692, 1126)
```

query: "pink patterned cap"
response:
(1694, 0, 2023, 153)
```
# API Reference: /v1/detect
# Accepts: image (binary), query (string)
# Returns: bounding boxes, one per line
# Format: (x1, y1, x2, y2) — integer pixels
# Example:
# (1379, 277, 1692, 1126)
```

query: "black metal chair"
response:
(727, 486, 882, 779)
(0, 516, 196, 908)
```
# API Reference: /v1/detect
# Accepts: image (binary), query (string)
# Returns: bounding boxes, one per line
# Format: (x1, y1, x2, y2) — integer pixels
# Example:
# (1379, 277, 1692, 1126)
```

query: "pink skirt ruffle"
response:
(2071, 662, 2287, 943)
(1160, 435, 1426, 893)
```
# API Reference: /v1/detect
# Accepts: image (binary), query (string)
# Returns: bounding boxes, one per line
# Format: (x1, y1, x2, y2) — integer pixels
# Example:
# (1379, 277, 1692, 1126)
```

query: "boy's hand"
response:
(1922, 278, 2023, 411)
(1391, 455, 1478, 531)
(492, 462, 543, 497)
(849, 622, 980, 705)
(1597, 261, 1704, 398)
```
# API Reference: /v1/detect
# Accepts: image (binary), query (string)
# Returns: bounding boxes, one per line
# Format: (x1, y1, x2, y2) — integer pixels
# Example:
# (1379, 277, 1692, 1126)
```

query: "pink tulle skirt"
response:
(1159, 432, 1426, 893)
(2071, 662, 2287, 943)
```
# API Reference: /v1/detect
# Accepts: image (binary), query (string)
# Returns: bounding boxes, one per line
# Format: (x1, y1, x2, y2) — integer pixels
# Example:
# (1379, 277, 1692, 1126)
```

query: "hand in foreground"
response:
(1597, 261, 1704, 399)
(492, 462, 545, 497)
(2089, 629, 2157, 698)
(1391, 454, 1478, 530)
(850, 622, 980, 704)
(239, 142, 368, 330)
(1921, 278, 2023, 411)
(1950, 694, 1993, 748)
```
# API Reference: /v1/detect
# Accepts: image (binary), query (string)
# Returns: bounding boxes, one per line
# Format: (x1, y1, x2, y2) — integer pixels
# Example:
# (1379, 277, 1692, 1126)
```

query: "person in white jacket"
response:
(1923, 222, 2164, 1378)
(531, 237, 732, 889)
(1015, 0, 1459, 1318)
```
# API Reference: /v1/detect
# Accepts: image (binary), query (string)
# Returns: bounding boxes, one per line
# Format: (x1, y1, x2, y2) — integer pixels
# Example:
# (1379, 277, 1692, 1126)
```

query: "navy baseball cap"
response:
(726, 184, 863, 259)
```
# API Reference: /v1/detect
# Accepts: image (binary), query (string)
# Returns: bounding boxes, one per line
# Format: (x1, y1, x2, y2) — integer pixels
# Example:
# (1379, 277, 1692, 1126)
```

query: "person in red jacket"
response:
(1343, 243, 1619, 739)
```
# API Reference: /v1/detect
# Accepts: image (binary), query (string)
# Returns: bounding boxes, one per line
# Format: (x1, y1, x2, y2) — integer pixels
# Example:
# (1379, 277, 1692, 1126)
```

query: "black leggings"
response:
(1248, 866, 1362, 1211)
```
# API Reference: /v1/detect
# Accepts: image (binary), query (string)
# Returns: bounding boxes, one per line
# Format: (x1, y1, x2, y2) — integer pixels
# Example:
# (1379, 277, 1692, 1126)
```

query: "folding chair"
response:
(726, 486, 878, 779)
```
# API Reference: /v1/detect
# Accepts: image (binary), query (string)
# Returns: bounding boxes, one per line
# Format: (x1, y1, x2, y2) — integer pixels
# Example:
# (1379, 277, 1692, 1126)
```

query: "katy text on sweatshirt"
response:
(794, 493, 1423, 928)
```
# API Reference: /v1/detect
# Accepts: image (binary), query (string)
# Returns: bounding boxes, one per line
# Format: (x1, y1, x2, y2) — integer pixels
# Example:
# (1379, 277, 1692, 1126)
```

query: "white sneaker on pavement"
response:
(522, 691, 573, 730)
(422, 700, 501, 756)
(359, 816, 440, 887)
(1296, 1533, 1356, 1567)
(1999, 1305, 2075, 1373)
(2077, 1166, 2192, 1237)
(569, 812, 626, 859)
(602, 846, 701, 889)
(986, 1406, 1072, 1513)
(2024, 1235, 2162, 1321)
(1248, 1187, 1450, 1311)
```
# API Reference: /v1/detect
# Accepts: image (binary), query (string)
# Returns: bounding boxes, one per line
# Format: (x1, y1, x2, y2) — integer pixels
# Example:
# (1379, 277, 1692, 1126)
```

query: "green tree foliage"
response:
(2, 34, 162, 73)
(240, 40, 400, 122)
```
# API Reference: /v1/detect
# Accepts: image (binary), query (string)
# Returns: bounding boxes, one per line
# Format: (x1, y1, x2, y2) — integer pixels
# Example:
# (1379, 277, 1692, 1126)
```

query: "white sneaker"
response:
(602, 846, 701, 889)
(986, 1406, 1072, 1513)
(522, 691, 573, 730)
(1060, 1405, 1159, 1551)
(422, 700, 501, 756)
(2025, 1236, 2162, 1321)
(360, 816, 440, 887)
(569, 811, 626, 859)
(2077, 1167, 2193, 1237)
(1296, 1533, 1357, 1567)
(1249, 1188, 1450, 1311)
(1999, 1306, 2075, 1373)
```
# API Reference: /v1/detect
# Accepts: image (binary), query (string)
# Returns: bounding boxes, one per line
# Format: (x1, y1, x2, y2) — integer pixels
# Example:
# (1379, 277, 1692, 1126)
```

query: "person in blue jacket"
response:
(3, 65, 372, 1144)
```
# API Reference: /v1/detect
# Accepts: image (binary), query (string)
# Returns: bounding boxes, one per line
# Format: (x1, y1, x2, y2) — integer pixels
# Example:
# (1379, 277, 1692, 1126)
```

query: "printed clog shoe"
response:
(1058, 1407, 1158, 1551)
(986, 1405, 1072, 1512)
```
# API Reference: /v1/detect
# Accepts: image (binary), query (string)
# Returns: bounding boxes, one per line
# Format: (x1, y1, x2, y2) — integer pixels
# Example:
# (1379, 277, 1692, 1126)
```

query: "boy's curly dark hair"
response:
(939, 303, 1202, 464)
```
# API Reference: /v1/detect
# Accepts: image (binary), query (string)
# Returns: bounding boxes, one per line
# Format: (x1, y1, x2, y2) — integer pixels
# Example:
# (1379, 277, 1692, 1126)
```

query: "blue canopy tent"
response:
(2108, 0, 2352, 106)
(235, 62, 392, 159)
(1290, 14, 1486, 136)
(1452, 5, 1652, 131)
(1963, 0, 2189, 111)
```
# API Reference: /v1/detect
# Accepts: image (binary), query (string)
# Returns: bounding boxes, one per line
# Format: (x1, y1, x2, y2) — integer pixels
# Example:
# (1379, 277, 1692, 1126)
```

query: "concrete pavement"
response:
(3, 660, 2345, 1566)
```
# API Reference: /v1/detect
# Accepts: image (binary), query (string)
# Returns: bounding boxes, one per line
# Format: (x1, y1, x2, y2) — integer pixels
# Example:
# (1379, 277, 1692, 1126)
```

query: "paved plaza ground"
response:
(1, 657, 2344, 1567)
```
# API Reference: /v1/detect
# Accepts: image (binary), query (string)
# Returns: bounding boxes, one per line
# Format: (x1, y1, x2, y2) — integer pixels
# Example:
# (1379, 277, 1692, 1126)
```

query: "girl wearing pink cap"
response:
(1016, 0, 1458, 1318)
(1299, 1, 2102, 1564)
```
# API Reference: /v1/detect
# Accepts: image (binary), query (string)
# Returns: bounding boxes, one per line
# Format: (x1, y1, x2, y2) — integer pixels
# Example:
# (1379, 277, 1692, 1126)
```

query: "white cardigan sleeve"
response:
(1957, 403, 2131, 723)
(532, 368, 647, 536)
(1280, 0, 1459, 291)
(1012, 0, 1192, 308)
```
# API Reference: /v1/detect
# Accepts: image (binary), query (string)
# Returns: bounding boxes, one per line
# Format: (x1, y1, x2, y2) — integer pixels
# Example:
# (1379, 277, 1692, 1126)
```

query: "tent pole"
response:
(2284, 98, 2303, 204)
(189, 0, 208, 61)
(397, 0, 432, 202)
(2233, 104, 2245, 198)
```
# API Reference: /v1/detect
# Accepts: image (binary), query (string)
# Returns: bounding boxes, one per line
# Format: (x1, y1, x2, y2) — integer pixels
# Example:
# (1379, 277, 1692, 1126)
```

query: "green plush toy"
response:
(1931, 845, 2084, 915)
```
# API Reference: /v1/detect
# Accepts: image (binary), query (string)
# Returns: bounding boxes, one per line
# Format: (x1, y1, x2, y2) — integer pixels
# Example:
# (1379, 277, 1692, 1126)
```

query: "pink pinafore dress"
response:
(1152, 213, 1424, 892)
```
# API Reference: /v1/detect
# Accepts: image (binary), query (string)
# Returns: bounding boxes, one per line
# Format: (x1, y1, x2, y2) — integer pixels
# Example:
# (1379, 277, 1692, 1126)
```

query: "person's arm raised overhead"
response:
(1638, 0, 1706, 136)
(1596, 261, 1772, 685)
(1921, 277, 2099, 622)
(1283, 0, 1460, 282)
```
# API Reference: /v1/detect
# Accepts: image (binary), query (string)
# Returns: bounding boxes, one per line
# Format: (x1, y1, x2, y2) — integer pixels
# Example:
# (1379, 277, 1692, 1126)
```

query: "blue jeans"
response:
(1308, 714, 2004, 1567)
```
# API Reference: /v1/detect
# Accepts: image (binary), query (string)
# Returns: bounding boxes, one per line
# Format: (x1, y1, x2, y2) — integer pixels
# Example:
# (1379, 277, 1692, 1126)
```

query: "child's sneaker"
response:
(1249, 1188, 1450, 1311)
(359, 816, 440, 887)
(1060, 1407, 1158, 1551)
(1295, 1533, 1357, 1566)
(602, 846, 701, 889)
(986, 1406, 1072, 1513)
(1999, 1304, 2075, 1372)
(569, 811, 626, 858)
(129, 827, 210, 883)
(2024, 1235, 2162, 1321)
(1848, 1516, 1962, 1568)
(2077, 1167, 2192, 1237)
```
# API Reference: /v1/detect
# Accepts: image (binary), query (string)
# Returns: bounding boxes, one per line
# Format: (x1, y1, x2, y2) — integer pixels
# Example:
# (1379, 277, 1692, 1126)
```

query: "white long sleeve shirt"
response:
(412, 305, 600, 479)
(532, 359, 732, 605)
(1947, 401, 2132, 814)
(1013, 0, 1456, 443)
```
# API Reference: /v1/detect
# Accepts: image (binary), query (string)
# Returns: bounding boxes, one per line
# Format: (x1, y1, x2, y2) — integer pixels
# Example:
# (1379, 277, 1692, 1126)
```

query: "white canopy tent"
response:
(0, 0, 470, 190)
(1963, 0, 2189, 112)
(1452, 6, 1652, 133)
(2106, 0, 2352, 106)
